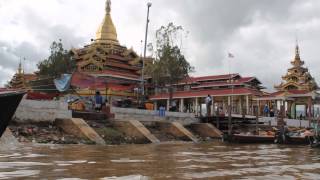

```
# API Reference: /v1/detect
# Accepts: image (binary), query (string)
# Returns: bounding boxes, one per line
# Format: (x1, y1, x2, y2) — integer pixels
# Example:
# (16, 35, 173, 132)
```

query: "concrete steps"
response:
(0, 128, 19, 146)
(55, 118, 106, 145)
(156, 122, 199, 143)
(190, 123, 223, 139)
(113, 120, 160, 143)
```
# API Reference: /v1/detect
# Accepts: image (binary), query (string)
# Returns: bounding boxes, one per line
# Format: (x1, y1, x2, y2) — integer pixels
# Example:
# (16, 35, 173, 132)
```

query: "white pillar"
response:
(195, 97, 199, 115)
(228, 96, 231, 115)
(166, 99, 170, 111)
(239, 96, 243, 114)
(154, 101, 158, 110)
(246, 95, 249, 115)
(211, 97, 215, 116)
(180, 98, 184, 112)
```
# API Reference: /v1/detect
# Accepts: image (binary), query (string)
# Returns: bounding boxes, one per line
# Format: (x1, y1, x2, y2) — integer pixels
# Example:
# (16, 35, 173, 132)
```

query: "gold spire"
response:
(18, 58, 23, 75)
(295, 43, 300, 60)
(96, 0, 119, 45)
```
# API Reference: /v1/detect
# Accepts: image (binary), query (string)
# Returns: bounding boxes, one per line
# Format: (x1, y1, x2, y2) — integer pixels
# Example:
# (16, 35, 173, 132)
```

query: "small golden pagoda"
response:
(71, 0, 143, 97)
(8, 61, 37, 89)
(275, 44, 318, 92)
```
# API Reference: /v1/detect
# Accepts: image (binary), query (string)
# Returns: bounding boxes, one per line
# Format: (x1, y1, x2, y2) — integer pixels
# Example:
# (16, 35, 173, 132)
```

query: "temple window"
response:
(184, 85, 191, 91)
(286, 85, 298, 90)
(84, 64, 99, 71)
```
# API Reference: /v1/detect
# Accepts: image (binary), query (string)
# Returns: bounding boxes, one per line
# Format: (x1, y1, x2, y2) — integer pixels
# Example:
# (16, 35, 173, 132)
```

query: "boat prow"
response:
(0, 91, 25, 137)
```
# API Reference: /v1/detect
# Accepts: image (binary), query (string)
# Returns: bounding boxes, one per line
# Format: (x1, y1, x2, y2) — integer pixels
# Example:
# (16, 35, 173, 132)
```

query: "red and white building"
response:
(150, 74, 265, 116)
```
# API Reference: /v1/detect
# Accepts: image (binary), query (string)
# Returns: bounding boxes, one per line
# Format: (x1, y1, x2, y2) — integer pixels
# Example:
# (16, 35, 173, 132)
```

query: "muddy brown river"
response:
(0, 141, 320, 179)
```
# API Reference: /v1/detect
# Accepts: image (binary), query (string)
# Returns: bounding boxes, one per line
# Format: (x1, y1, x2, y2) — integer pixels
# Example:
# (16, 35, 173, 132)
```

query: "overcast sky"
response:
(1, 0, 320, 91)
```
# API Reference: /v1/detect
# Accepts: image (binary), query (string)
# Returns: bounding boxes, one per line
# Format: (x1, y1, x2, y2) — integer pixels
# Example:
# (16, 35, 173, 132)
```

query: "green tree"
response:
(147, 23, 194, 104)
(37, 40, 76, 78)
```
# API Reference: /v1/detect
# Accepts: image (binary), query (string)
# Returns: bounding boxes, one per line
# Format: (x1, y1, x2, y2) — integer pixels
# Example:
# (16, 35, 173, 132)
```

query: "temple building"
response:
(275, 44, 317, 91)
(71, 0, 144, 97)
(150, 73, 265, 116)
(8, 62, 37, 89)
(256, 44, 320, 119)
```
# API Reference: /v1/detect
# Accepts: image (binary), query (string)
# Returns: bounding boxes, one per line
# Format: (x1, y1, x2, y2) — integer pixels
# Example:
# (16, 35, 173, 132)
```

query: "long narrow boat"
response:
(277, 136, 313, 145)
(0, 91, 25, 137)
(230, 134, 276, 143)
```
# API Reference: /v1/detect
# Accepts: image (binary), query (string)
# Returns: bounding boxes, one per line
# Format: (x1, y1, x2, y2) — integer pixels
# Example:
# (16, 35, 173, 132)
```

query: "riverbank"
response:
(8, 122, 139, 145)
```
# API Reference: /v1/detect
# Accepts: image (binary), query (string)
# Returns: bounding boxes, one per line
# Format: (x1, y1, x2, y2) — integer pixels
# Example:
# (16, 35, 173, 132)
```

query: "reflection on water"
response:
(0, 142, 319, 179)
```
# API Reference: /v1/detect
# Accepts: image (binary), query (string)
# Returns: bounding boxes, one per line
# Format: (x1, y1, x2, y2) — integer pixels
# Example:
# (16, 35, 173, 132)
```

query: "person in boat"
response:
(94, 91, 103, 112)
(277, 122, 289, 143)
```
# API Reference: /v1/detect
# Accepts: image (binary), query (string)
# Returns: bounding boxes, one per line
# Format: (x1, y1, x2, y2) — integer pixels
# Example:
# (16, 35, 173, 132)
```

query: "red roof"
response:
(150, 87, 263, 100)
(174, 74, 241, 85)
(193, 74, 239, 82)
(71, 72, 105, 89)
(191, 77, 258, 89)
(262, 89, 312, 98)
(105, 61, 140, 71)
(71, 72, 138, 91)
(89, 70, 140, 80)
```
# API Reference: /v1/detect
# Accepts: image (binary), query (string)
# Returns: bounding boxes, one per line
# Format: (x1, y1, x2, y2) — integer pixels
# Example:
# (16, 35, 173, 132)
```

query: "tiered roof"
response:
(275, 44, 318, 92)
(8, 62, 37, 89)
(72, 0, 142, 83)
(150, 74, 264, 100)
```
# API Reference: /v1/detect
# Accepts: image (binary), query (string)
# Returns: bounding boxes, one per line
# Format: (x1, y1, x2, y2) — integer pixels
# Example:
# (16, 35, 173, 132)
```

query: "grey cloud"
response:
(1, 0, 320, 91)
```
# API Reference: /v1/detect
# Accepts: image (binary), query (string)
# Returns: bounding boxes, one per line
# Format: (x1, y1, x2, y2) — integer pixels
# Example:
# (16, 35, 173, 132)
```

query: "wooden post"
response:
(239, 96, 243, 115)
(308, 97, 312, 127)
(246, 95, 249, 115)
(277, 105, 285, 127)
(255, 106, 259, 134)
(216, 104, 220, 129)
(228, 105, 232, 136)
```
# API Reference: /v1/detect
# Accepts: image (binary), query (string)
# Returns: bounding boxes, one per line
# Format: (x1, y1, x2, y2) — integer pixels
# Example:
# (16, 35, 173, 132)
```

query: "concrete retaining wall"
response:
(55, 118, 105, 145)
(14, 99, 72, 123)
(111, 107, 199, 125)
(259, 117, 310, 128)
(113, 120, 160, 143)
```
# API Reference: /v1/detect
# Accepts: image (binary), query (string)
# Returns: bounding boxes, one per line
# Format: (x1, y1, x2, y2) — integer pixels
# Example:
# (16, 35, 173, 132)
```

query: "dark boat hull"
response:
(230, 134, 275, 143)
(283, 136, 313, 145)
(0, 92, 25, 137)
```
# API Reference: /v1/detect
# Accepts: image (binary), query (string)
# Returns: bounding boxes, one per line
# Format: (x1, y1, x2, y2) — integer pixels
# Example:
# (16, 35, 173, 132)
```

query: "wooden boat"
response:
(280, 136, 313, 145)
(0, 91, 25, 137)
(230, 134, 275, 143)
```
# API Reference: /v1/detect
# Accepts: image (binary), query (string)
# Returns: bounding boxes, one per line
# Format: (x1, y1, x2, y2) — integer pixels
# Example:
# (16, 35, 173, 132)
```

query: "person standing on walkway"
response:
(94, 91, 103, 112)
(205, 95, 212, 117)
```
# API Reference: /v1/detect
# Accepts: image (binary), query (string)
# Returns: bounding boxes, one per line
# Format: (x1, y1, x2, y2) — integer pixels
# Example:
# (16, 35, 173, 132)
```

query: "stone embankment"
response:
(9, 100, 222, 145)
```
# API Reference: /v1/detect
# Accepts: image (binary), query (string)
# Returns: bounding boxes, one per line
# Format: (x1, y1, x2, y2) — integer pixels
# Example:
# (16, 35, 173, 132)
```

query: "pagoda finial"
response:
(18, 58, 23, 74)
(106, 0, 111, 15)
(295, 42, 300, 60)
(96, 0, 119, 44)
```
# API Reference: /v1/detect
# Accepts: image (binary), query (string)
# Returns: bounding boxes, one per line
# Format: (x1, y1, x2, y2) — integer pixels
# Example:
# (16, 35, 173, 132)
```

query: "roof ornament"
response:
(294, 30, 301, 60)
(106, 0, 111, 15)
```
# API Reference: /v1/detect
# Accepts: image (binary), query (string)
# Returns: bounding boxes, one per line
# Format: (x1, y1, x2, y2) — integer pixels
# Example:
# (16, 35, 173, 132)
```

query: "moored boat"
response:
(230, 134, 275, 143)
(0, 91, 25, 137)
